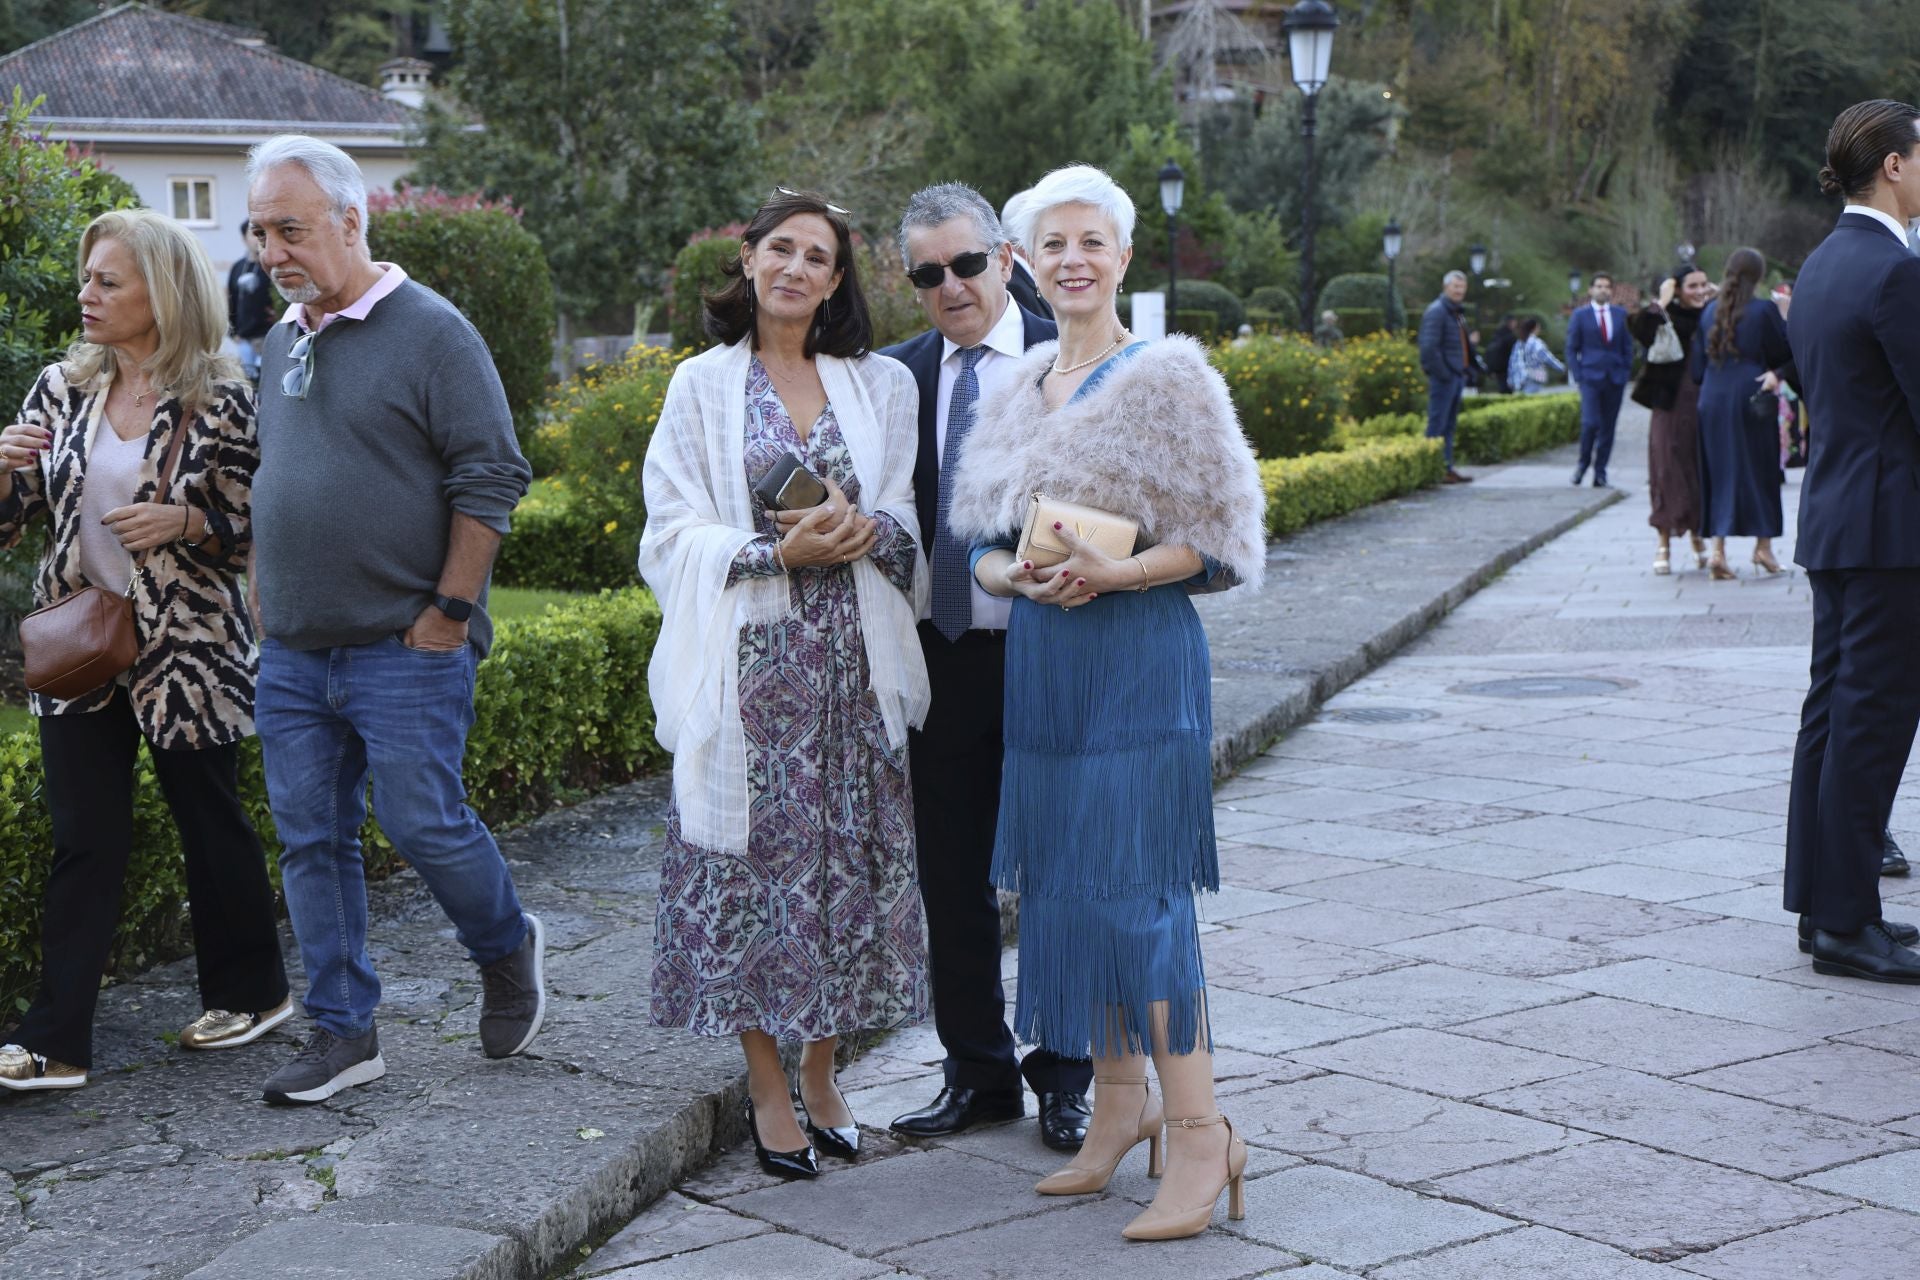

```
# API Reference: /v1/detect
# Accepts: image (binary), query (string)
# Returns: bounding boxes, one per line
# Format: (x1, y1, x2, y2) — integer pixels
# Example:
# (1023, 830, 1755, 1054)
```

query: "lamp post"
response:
(1284, 0, 1339, 332)
(1568, 269, 1583, 308)
(1469, 242, 1488, 335)
(1160, 159, 1185, 333)
(1382, 217, 1403, 333)
(1676, 240, 1697, 266)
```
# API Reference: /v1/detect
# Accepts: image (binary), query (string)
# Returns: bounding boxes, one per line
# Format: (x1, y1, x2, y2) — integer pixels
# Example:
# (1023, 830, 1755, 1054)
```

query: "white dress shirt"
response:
(1844, 203, 1911, 246)
(931, 296, 1027, 630)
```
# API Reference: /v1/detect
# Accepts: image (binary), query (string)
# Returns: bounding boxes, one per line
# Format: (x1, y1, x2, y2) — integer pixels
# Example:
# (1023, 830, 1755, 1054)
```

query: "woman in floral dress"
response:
(639, 188, 929, 1180)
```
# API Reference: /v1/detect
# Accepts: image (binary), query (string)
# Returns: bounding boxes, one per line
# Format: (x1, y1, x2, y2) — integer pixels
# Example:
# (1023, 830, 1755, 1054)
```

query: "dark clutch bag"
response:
(1746, 389, 1779, 433)
(751, 452, 828, 511)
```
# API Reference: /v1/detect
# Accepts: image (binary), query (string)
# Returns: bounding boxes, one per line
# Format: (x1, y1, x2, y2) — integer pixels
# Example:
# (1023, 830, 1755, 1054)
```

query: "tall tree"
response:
(410, 0, 759, 335)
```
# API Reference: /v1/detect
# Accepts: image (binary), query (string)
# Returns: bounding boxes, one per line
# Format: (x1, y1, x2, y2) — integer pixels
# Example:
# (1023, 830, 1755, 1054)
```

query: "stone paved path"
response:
(582, 410, 1920, 1278)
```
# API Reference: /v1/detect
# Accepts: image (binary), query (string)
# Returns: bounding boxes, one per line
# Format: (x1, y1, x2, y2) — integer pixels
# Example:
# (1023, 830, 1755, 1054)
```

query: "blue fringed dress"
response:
(970, 345, 1220, 1059)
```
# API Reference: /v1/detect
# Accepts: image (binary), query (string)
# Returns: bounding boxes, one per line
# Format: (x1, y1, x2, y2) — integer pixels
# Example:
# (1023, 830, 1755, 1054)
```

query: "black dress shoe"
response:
(1571, 466, 1587, 486)
(798, 1083, 860, 1162)
(1885, 829, 1911, 877)
(1592, 472, 1610, 488)
(1799, 914, 1918, 953)
(1037, 1090, 1090, 1151)
(1810, 921, 1920, 984)
(746, 1096, 818, 1180)
(890, 1086, 1024, 1138)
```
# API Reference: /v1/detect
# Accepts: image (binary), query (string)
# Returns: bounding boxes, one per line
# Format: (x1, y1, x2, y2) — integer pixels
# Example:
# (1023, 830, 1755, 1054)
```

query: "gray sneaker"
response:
(479, 912, 546, 1058)
(262, 1026, 385, 1106)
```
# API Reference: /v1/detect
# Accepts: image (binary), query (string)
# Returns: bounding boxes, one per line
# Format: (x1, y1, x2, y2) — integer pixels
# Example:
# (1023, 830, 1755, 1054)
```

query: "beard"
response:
(273, 273, 321, 305)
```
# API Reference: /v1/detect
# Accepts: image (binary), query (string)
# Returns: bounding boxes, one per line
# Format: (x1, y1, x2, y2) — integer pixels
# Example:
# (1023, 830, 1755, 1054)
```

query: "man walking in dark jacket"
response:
(1418, 271, 1473, 484)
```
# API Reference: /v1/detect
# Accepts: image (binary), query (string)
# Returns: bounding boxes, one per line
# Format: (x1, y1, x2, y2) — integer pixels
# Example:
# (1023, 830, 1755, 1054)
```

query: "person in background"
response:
(1565, 272, 1633, 488)
(1629, 266, 1712, 574)
(998, 190, 1054, 323)
(1484, 315, 1521, 395)
(1692, 247, 1791, 580)
(0, 209, 287, 1092)
(225, 222, 274, 384)
(1417, 270, 1474, 485)
(1506, 317, 1564, 396)
(1312, 310, 1343, 348)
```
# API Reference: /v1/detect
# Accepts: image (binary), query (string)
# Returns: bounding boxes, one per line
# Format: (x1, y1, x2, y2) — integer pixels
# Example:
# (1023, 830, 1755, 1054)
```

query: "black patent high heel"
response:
(746, 1096, 818, 1180)
(799, 1079, 860, 1161)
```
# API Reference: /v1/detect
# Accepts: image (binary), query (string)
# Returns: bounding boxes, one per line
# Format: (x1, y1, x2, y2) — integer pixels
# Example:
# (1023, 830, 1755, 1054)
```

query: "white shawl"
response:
(637, 338, 930, 854)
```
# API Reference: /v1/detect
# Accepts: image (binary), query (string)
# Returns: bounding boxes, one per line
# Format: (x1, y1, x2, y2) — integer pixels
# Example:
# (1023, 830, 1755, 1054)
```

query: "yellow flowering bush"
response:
(1334, 332, 1426, 421)
(1209, 334, 1346, 458)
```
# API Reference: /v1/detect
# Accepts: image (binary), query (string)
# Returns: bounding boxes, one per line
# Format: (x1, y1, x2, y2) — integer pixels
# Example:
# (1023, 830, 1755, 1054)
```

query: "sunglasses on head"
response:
(905, 248, 1000, 291)
(774, 186, 850, 217)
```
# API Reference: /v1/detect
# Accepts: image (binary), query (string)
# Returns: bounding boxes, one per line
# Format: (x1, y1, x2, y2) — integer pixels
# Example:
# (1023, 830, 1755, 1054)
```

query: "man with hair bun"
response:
(1783, 98, 1920, 983)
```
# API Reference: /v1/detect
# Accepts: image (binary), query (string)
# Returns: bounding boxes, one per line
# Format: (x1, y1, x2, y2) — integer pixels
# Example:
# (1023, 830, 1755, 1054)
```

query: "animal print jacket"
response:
(0, 362, 259, 749)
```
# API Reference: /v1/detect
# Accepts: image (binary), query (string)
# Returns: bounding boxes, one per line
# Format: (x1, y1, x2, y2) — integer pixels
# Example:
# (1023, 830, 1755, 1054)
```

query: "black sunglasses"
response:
(906, 248, 1000, 291)
(281, 329, 316, 400)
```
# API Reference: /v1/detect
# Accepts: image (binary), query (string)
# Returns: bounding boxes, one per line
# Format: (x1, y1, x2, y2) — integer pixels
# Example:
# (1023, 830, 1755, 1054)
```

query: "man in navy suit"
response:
(1564, 271, 1633, 487)
(878, 183, 1092, 1148)
(1416, 270, 1474, 485)
(1784, 98, 1920, 983)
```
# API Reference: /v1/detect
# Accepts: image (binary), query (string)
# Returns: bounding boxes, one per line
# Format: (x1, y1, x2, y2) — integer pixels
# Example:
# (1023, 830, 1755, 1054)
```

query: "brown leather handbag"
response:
(20, 410, 188, 702)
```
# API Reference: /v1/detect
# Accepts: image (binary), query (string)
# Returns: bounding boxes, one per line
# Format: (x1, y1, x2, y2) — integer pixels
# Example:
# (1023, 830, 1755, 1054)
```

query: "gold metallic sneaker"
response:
(0, 1043, 86, 1091)
(179, 997, 295, 1051)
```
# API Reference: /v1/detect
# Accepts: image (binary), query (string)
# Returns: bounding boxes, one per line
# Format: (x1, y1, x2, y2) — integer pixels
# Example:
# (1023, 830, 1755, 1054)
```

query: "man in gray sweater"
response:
(245, 135, 541, 1106)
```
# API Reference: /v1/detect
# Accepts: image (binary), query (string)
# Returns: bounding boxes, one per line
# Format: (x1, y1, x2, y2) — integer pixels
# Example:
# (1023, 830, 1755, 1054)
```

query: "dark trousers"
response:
(910, 624, 1090, 1095)
(1577, 380, 1627, 476)
(1425, 376, 1464, 466)
(15, 689, 288, 1068)
(1785, 569, 1920, 932)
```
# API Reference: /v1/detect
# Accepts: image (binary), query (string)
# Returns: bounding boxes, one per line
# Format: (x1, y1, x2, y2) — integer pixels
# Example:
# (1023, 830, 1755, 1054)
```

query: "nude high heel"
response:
(1034, 1075, 1163, 1195)
(1690, 534, 1708, 570)
(1120, 1115, 1247, 1241)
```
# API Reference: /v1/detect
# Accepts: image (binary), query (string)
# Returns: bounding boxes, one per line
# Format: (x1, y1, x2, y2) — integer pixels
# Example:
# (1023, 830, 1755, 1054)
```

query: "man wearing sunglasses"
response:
(243, 134, 542, 1107)
(879, 183, 1093, 1153)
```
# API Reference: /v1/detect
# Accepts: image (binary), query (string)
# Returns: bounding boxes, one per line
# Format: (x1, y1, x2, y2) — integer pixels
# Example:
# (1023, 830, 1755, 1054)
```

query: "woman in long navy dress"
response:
(1693, 247, 1793, 578)
(947, 165, 1268, 1242)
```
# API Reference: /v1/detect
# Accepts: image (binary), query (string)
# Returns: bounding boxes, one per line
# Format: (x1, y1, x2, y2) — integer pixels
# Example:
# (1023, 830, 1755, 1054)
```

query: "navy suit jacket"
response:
(1565, 303, 1633, 388)
(879, 304, 1057, 554)
(1790, 212, 1920, 570)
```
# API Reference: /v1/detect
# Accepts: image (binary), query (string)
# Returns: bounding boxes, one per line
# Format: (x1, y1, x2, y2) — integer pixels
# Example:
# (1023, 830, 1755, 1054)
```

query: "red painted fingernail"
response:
(1075, 579, 1085, 587)
(1053, 521, 1063, 531)
(1023, 562, 1033, 570)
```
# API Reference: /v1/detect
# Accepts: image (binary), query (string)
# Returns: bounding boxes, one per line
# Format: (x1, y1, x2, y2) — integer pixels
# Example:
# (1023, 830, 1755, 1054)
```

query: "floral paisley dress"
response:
(650, 357, 929, 1039)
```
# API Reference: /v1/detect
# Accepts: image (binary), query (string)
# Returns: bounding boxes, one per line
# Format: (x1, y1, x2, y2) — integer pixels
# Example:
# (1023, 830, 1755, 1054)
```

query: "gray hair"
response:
(1443, 269, 1469, 286)
(897, 183, 1004, 269)
(1006, 164, 1136, 255)
(246, 134, 368, 230)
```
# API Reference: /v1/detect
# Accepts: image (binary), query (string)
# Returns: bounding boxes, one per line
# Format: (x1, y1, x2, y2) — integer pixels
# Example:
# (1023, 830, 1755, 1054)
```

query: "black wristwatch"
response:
(433, 593, 474, 623)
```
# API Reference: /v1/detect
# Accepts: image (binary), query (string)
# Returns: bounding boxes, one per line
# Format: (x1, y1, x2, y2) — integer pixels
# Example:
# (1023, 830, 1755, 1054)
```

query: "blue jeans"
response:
(257, 635, 527, 1038)
(1426, 376, 1464, 466)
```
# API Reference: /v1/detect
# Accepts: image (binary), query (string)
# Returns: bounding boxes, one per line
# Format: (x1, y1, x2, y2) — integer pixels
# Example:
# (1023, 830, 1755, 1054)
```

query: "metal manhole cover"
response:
(1453, 676, 1631, 698)
(1325, 707, 1439, 724)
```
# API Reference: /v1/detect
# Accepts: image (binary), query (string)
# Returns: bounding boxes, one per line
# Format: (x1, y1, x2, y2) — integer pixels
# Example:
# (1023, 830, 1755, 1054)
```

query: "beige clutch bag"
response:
(1014, 492, 1139, 570)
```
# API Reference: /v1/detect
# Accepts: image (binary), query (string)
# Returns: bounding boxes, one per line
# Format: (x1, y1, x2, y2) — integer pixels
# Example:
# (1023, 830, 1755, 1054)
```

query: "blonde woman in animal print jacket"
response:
(947, 166, 1267, 1242)
(0, 211, 289, 1095)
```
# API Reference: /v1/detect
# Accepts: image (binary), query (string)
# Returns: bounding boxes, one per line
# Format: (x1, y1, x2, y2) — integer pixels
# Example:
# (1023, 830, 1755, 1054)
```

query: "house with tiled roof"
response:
(0, 2, 428, 269)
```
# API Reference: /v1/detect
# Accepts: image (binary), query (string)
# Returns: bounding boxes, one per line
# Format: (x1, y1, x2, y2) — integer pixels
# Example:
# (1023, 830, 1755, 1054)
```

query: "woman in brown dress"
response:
(1628, 266, 1713, 574)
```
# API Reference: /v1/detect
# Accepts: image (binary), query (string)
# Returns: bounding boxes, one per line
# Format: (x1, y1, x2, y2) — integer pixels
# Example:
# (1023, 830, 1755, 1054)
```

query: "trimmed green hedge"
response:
(1336, 392, 1582, 464)
(1, 589, 664, 1014)
(1261, 437, 1445, 538)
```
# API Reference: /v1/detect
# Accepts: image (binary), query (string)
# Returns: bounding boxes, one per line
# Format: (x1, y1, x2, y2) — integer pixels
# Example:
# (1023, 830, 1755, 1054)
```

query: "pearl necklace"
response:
(1051, 331, 1128, 376)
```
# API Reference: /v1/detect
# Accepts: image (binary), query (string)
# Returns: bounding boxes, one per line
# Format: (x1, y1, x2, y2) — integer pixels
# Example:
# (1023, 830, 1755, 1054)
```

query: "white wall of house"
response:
(68, 141, 412, 273)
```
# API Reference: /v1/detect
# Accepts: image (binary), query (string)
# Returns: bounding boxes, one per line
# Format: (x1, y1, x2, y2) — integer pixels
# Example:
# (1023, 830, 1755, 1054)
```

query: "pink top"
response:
(285, 261, 410, 333)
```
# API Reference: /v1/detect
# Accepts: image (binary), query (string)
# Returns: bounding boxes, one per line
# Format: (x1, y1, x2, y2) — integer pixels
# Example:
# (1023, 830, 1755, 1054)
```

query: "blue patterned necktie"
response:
(931, 345, 985, 642)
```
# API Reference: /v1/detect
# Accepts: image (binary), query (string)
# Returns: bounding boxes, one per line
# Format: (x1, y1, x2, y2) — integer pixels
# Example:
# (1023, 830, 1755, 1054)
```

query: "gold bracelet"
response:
(1133, 556, 1150, 592)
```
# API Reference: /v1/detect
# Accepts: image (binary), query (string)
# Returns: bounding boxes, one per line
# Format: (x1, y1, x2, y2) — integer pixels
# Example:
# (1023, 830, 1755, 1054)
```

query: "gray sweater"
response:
(254, 279, 531, 655)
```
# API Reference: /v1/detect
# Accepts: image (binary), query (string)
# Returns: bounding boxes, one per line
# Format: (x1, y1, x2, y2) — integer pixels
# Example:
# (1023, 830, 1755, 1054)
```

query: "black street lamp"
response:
(1469, 243, 1488, 278)
(1568, 269, 1583, 307)
(1160, 159, 1185, 333)
(1469, 242, 1489, 334)
(1382, 217, 1402, 333)
(1284, 0, 1339, 332)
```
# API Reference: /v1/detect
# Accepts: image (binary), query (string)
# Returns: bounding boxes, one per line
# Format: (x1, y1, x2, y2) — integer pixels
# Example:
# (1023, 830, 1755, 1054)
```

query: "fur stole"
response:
(947, 335, 1266, 591)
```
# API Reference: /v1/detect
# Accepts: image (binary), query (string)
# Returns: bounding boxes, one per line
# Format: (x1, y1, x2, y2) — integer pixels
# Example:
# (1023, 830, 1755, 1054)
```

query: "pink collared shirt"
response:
(284, 262, 410, 333)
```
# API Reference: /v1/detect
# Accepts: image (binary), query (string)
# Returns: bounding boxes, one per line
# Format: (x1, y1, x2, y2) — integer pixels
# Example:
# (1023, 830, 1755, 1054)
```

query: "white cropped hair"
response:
(246, 134, 368, 229)
(1007, 164, 1136, 254)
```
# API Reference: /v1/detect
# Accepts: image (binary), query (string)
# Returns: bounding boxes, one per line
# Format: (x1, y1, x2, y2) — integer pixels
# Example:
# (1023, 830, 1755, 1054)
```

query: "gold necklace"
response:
(125, 370, 156, 408)
(1051, 331, 1128, 376)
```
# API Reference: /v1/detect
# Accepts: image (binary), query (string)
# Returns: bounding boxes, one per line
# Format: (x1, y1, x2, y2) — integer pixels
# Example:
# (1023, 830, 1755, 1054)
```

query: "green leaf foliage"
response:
(0, 587, 664, 1012)
(1212, 335, 1346, 458)
(0, 89, 140, 418)
(1260, 438, 1445, 538)
(366, 189, 556, 430)
(1171, 280, 1244, 335)
(1319, 274, 1404, 331)
(1333, 332, 1426, 421)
